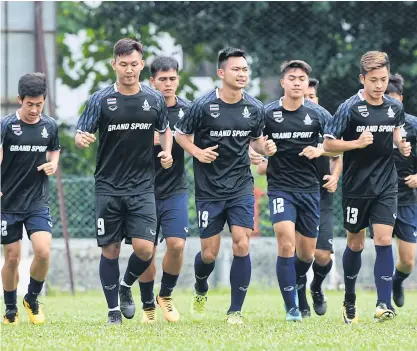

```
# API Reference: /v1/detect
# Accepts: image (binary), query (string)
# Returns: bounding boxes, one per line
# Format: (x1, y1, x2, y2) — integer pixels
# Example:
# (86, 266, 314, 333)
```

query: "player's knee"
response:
(201, 249, 217, 264)
(166, 239, 185, 257)
(4, 254, 21, 270)
(278, 241, 295, 257)
(102, 243, 121, 259)
(374, 235, 392, 246)
(33, 247, 50, 262)
(232, 238, 249, 256)
(399, 254, 415, 271)
(314, 251, 331, 265)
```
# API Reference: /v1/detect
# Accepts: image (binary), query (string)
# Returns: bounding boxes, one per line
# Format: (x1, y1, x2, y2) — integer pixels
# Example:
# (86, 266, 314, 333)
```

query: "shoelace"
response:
(160, 297, 173, 312)
(194, 295, 206, 312)
(28, 300, 40, 315)
(144, 308, 156, 320)
(344, 302, 356, 319)
(121, 289, 134, 304)
(4, 310, 17, 322)
(312, 290, 325, 304)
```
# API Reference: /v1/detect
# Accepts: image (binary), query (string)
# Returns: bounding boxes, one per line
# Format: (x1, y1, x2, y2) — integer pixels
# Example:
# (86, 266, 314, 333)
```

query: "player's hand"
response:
(405, 174, 417, 188)
(263, 136, 277, 156)
(196, 145, 219, 163)
(323, 174, 339, 193)
(75, 132, 96, 148)
(37, 162, 58, 176)
(158, 151, 173, 169)
(299, 146, 323, 160)
(356, 130, 373, 149)
(398, 139, 411, 157)
(249, 148, 263, 165)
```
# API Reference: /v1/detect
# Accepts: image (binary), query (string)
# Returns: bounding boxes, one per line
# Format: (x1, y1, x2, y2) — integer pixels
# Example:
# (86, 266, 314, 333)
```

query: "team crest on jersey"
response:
(178, 108, 185, 119)
(273, 111, 284, 123)
(107, 98, 118, 111)
(12, 124, 22, 136)
(41, 127, 49, 139)
(358, 105, 369, 117)
(210, 104, 220, 118)
(242, 106, 251, 118)
(142, 99, 151, 111)
(387, 106, 395, 118)
(303, 114, 313, 125)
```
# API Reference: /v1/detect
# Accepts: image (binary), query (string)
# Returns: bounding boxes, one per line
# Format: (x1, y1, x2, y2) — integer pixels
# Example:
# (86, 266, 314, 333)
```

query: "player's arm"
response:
(256, 158, 268, 175)
(174, 99, 219, 163)
(75, 94, 100, 148)
(299, 146, 340, 160)
(249, 145, 264, 165)
(39, 122, 61, 176)
(158, 128, 173, 169)
(393, 127, 411, 157)
(322, 156, 342, 193)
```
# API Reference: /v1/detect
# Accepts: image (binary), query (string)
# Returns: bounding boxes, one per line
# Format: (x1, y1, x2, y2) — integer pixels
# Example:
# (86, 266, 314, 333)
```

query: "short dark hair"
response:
(150, 56, 179, 77)
(386, 73, 404, 95)
(113, 38, 144, 59)
(218, 47, 246, 69)
(308, 78, 319, 91)
(18, 72, 47, 100)
(360, 51, 390, 76)
(280, 60, 312, 78)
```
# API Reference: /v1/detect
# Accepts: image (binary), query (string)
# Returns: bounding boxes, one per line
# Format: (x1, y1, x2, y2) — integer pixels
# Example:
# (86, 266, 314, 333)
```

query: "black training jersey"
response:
(154, 96, 190, 199)
(395, 113, 417, 205)
(1, 111, 61, 213)
(324, 90, 404, 199)
(175, 88, 265, 201)
(76, 83, 168, 195)
(264, 98, 330, 194)
(316, 134, 334, 210)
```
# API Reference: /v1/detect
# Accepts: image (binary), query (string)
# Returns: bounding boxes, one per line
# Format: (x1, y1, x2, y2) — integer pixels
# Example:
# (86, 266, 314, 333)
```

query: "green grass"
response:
(2, 288, 417, 351)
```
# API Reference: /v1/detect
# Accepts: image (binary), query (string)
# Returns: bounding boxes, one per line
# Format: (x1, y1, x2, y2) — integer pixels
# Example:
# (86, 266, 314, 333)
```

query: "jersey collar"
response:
(357, 89, 386, 102)
(113, 82, 142, 93)
(215, 88, 245, 101)
(279, 96, 305, 107)
(15, 110, 42, 121)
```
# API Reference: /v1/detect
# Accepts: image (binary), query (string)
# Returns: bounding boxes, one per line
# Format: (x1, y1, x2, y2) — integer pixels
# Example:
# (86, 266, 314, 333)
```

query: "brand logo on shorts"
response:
(413, 231, 417, 237)
(150, 230, 156, 236)
(381, 276, 392, 281)
(283, 286, 294, 292)
(48, 221, 53, 228)
(184, 227, 189, 233)
(328, 239, 333, 245)
(393, 213, 397, 219)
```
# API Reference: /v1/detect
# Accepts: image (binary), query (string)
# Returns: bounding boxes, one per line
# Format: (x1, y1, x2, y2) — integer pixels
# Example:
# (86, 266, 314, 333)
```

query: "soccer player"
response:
(263, 61, 335, 321)
(258, 78, 342, 318)
(75, 39, 172, 325)
(137, 56, 190, 323)
(371, 74, 416, 308)
(1, 73, 60, 325)
(175, 47, 276, 325)
(323, 52, 411, 323)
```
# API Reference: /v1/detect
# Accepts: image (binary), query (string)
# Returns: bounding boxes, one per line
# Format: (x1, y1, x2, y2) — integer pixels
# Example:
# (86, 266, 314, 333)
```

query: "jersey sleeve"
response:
(155, 95, 169, 132)
(0, 118, 9, 147)
(324, 102, 350, 139)
(76, 93, 102, 134)
(251, 104, 266, 139)
(174, 98, 204, 135)
(317, 107, 332, 134)
(48, 120, 61, 151)
(395, 103, 405, 128)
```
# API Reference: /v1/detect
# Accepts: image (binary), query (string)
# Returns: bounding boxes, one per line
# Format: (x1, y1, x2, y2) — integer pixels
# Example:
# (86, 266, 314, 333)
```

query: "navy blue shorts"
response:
(155, 193, 189, 245)
(369, 204, 417, 244)
(268, 191, 320, 238)
(195, 194, 254, 239)
(1, 207, 53, 245)
(96, 193, 157, 247)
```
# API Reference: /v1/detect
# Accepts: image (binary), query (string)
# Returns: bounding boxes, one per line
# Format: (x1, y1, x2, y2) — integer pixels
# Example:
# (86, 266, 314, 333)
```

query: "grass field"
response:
(2, 288, 417, 351)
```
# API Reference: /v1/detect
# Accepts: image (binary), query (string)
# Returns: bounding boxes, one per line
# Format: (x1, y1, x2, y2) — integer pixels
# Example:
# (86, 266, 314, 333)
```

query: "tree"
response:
(58, 1, 417, 114)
